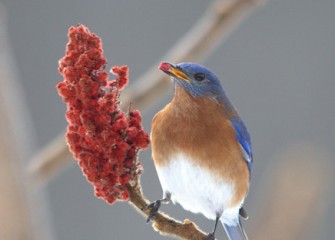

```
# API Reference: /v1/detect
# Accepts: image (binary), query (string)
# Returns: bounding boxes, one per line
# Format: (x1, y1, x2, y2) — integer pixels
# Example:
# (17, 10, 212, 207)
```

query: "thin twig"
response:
(28, 0, 262, 186)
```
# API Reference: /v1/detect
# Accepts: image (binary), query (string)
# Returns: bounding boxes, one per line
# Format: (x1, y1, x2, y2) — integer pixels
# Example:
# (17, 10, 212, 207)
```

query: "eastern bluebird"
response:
(148, 62, 252, 240)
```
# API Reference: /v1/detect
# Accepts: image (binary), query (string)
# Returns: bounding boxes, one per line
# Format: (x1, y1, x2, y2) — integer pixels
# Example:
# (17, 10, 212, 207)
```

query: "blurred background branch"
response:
(28, 0, 262, 187)
(0, 6, 52, 240)
(250, 143, 332, 240)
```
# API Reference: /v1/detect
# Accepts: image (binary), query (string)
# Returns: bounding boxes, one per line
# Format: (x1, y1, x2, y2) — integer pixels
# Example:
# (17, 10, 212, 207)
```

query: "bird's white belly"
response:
(156, 153, 235, 220)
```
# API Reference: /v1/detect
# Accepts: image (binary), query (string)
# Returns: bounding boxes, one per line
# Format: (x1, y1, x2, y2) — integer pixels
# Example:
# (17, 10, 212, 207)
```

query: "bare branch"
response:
(28, 132, 72, 186)
(28, 0, 262, 186)
(128, 178, 209, 240)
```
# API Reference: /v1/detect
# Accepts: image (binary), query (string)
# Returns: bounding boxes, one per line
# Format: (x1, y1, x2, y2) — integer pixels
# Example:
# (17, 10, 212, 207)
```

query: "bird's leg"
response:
(206, 215, 220, 240)
(145, 193, 171, 223)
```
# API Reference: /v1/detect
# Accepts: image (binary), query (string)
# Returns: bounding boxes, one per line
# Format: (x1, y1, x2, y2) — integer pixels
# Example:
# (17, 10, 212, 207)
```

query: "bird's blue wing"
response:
(230, 117, 253, 174)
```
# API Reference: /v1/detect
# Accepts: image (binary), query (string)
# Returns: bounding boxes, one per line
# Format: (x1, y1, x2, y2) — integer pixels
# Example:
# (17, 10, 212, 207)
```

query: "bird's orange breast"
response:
(151, 87, 249, 206)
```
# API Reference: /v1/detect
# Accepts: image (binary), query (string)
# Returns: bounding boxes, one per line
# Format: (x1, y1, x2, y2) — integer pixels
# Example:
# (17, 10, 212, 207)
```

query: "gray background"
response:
(1, 0, 335, 239)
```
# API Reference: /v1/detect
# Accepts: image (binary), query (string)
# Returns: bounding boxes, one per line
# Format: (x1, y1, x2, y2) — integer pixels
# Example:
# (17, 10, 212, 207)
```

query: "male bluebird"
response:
(148, 62, 252, 240)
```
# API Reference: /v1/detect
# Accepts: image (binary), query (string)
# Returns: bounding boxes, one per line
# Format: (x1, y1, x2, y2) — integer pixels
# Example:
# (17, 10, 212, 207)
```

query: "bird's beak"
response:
(159, 62, 190, 82)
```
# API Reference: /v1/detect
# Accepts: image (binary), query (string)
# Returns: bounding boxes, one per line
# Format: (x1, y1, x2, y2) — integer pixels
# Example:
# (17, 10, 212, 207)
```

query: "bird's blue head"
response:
(159, 62, 224, 100)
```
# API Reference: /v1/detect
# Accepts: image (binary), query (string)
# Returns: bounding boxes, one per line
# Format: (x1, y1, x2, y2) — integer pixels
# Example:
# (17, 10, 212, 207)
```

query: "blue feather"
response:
(222, 218, 248, 240)
(230, 117, 253, 173)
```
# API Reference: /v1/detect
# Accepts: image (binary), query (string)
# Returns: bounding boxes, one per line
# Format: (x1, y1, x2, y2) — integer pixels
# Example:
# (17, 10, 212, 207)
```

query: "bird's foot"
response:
(206, 215, 219, 240)
(206, 232, 216, 240)
(144, 200, 161, 223)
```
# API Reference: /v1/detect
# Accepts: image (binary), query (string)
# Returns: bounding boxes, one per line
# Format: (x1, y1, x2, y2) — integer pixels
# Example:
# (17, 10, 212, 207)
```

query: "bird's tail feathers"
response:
(222, 218, 248, 240)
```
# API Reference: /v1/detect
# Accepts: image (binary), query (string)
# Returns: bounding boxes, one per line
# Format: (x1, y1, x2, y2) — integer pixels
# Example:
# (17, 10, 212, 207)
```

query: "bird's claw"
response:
(145, 200, 161, 223)
(206, 232, 216, 240)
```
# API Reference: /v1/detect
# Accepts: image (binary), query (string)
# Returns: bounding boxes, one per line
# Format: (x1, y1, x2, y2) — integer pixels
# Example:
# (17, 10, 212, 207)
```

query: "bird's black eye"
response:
(194, 73, 205, 81)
